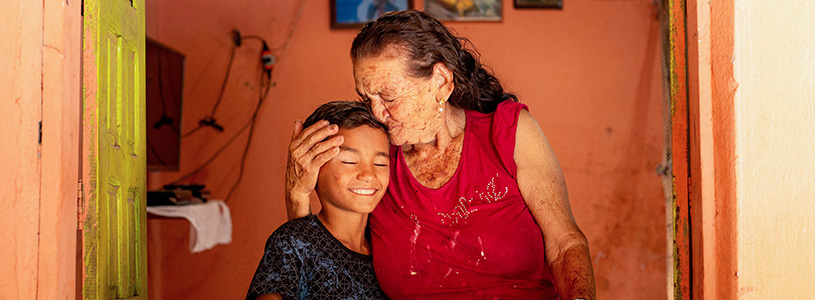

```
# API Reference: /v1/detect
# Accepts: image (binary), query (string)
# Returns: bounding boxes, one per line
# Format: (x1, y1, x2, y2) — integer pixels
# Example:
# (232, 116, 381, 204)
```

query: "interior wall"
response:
(145, 0, 666, 299)
(0, 1, 43, 297)
(732, 1, 815, 298)
(1, 0, 81, 298)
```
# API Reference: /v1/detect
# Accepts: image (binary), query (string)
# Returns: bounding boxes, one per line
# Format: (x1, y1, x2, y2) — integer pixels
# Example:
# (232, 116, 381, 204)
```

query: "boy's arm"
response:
(246, 231, 302, 299)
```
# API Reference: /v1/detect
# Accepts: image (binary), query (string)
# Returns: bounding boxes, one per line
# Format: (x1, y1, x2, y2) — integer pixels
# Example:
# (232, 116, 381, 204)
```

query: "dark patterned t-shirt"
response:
(246, 215, 388, 300)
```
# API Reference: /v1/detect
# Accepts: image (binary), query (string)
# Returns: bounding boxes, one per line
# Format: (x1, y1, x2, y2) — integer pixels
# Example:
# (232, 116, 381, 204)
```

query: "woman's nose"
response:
(370, 99, 389, 122)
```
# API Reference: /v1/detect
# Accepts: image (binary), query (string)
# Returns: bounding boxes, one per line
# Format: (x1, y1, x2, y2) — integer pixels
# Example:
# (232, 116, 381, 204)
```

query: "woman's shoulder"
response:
(460, 100, 530, 177)
(484, 100, 528, 134)
(465, 100, 527, 121)
(495, 100, 528, 118)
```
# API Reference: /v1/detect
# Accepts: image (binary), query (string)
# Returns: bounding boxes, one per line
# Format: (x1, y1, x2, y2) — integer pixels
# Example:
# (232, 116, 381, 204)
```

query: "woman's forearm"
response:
(551, 240, 596, 300)
(285, 190, 312, 220)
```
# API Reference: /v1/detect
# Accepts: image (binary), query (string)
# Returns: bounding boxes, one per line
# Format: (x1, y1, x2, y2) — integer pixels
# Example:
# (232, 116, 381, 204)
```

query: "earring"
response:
(438, 100, 445, 113)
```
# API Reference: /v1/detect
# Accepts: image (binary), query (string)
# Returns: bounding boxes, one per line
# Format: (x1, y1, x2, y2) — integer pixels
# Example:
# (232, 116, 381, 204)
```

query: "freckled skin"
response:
(349, 47, 596, 299)
(354, 48, 466, 188)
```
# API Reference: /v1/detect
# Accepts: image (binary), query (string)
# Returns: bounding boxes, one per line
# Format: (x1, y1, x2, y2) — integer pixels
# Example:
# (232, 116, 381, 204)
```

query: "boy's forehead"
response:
(338, 126, 389, 151)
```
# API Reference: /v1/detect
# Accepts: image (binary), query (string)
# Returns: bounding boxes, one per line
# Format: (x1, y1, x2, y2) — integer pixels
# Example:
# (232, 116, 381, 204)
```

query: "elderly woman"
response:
(285, 10, 595, 300)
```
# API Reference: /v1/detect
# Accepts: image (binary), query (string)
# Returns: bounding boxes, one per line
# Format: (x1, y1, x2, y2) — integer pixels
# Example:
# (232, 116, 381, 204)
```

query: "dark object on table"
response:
(148, 185, 209, 206)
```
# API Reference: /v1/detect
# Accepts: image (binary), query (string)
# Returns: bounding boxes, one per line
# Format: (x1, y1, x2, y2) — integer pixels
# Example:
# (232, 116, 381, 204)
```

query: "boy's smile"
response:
(316, 126, 390, 214)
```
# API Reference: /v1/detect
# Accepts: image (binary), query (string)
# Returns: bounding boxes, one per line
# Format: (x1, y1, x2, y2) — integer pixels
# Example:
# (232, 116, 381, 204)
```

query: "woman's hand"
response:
(285, 119, 344, 220)
(514, 110, 597, 300)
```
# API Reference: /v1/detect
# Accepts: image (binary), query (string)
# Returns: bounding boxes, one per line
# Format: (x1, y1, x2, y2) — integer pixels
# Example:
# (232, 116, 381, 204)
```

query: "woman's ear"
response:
(432, 62, 455, 99)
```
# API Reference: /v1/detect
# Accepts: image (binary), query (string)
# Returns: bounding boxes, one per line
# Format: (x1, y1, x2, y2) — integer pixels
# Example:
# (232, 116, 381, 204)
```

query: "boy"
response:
(246, 101, 390, 300)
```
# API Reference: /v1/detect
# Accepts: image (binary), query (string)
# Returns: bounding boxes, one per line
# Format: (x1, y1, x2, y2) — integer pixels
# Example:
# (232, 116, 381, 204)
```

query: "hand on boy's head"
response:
(286, 119, 345, 197)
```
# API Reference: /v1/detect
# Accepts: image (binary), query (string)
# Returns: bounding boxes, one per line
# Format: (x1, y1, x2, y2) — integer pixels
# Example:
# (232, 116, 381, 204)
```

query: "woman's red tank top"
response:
(370, 101, 559, 299)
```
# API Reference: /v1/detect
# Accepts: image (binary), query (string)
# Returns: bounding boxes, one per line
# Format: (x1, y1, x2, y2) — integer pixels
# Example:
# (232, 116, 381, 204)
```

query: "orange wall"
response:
(145, 0, 666, 299)
(1, 0, 81, 298)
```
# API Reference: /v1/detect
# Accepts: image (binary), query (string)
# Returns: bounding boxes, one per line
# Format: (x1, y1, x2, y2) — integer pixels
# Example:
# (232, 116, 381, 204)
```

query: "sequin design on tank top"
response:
(437, 173, 509, 226)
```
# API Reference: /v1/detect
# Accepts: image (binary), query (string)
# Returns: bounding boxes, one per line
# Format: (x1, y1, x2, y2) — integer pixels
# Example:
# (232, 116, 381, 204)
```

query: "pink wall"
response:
(145, 0, 666, 299)
(1, 0, 81, 298)
(1, 2, 43, 297)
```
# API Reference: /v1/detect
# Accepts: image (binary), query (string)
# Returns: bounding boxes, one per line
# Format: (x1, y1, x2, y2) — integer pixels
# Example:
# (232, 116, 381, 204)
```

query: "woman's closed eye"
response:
(341, 161, 358, 165)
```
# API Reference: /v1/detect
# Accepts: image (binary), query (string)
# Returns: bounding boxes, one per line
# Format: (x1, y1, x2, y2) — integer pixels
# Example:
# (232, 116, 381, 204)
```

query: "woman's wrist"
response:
(285, 190, 312, 220)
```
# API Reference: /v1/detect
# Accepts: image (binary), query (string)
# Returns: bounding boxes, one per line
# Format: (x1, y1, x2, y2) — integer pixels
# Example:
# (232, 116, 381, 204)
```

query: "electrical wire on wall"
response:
(273, 0, 305, 58)
(225, 68, 273, 203)
(180, 0, 303, 139)
(169, 40, 269, 187)
(180, 43, 237, 138)
(169, 0, 305, 203)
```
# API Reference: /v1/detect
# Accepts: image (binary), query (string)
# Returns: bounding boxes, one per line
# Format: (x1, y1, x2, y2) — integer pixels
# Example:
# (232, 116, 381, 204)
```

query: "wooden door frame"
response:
(667, 0, 691, 298)
(669, 0, 738, 298)
(80, 0, 148, 298)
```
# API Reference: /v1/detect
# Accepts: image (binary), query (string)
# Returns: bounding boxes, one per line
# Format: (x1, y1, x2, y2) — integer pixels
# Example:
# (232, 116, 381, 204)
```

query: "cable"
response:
(169, 119, 253, 185)
(241, 35, 265, 41)
(180, 44, 237, 138)
(225, 69, 273, 203)
(172, 37, 274, 195)
(273, 0, 305, 58)
(171, 8, 301, 201)
(181, 125, 204, 138)
(209, 44, 237, 118)
(157, 53, 168, 118)
(153, 52, 179, 133)
(181, 0, 300, 139)
(147, 138, 167, 166)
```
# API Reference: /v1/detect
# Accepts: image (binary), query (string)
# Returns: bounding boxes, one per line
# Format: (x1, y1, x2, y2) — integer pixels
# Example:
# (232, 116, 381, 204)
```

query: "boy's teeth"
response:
(351, 189, 375, 195)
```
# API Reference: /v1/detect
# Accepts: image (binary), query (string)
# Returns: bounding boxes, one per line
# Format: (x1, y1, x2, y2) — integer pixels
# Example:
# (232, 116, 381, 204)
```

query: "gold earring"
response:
(439, 100, 445, 113)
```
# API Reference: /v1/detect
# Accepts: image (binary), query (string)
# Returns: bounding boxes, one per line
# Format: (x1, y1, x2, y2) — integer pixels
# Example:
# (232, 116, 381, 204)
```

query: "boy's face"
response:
(316, 125, 390, 215)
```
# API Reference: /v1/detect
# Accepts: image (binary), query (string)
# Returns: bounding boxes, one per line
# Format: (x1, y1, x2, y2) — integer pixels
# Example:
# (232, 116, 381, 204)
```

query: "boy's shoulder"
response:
(277, 215, 320, 232)
(266, 215, 325, 246)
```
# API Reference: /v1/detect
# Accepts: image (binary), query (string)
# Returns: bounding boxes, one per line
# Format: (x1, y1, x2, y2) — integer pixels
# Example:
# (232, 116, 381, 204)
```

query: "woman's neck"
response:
(405, 105, 466, 153)
(401, 105, 466, 189)
(316, 209, 370, 255)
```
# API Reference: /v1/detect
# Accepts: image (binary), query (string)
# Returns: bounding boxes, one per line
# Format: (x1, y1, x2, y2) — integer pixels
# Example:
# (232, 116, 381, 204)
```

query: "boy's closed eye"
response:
(338, 146, 389, 164)
(340, 160, 388, 167)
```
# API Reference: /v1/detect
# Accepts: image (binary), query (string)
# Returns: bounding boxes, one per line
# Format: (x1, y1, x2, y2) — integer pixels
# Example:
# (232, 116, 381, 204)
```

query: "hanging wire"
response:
(181, 124, 204, 138)
(171, 40, 272, 192)
(209, 44, 237, 117)
(273, 0, 305, 58)
(180, 43, 238, 138)
(225, 69, 273, 203)
(171, 1, 304, 202)
(169, 118, 253, 185)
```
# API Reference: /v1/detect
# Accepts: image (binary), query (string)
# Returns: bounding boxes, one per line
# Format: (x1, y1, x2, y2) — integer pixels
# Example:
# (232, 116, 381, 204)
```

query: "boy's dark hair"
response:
(303, 100, 387, 133)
